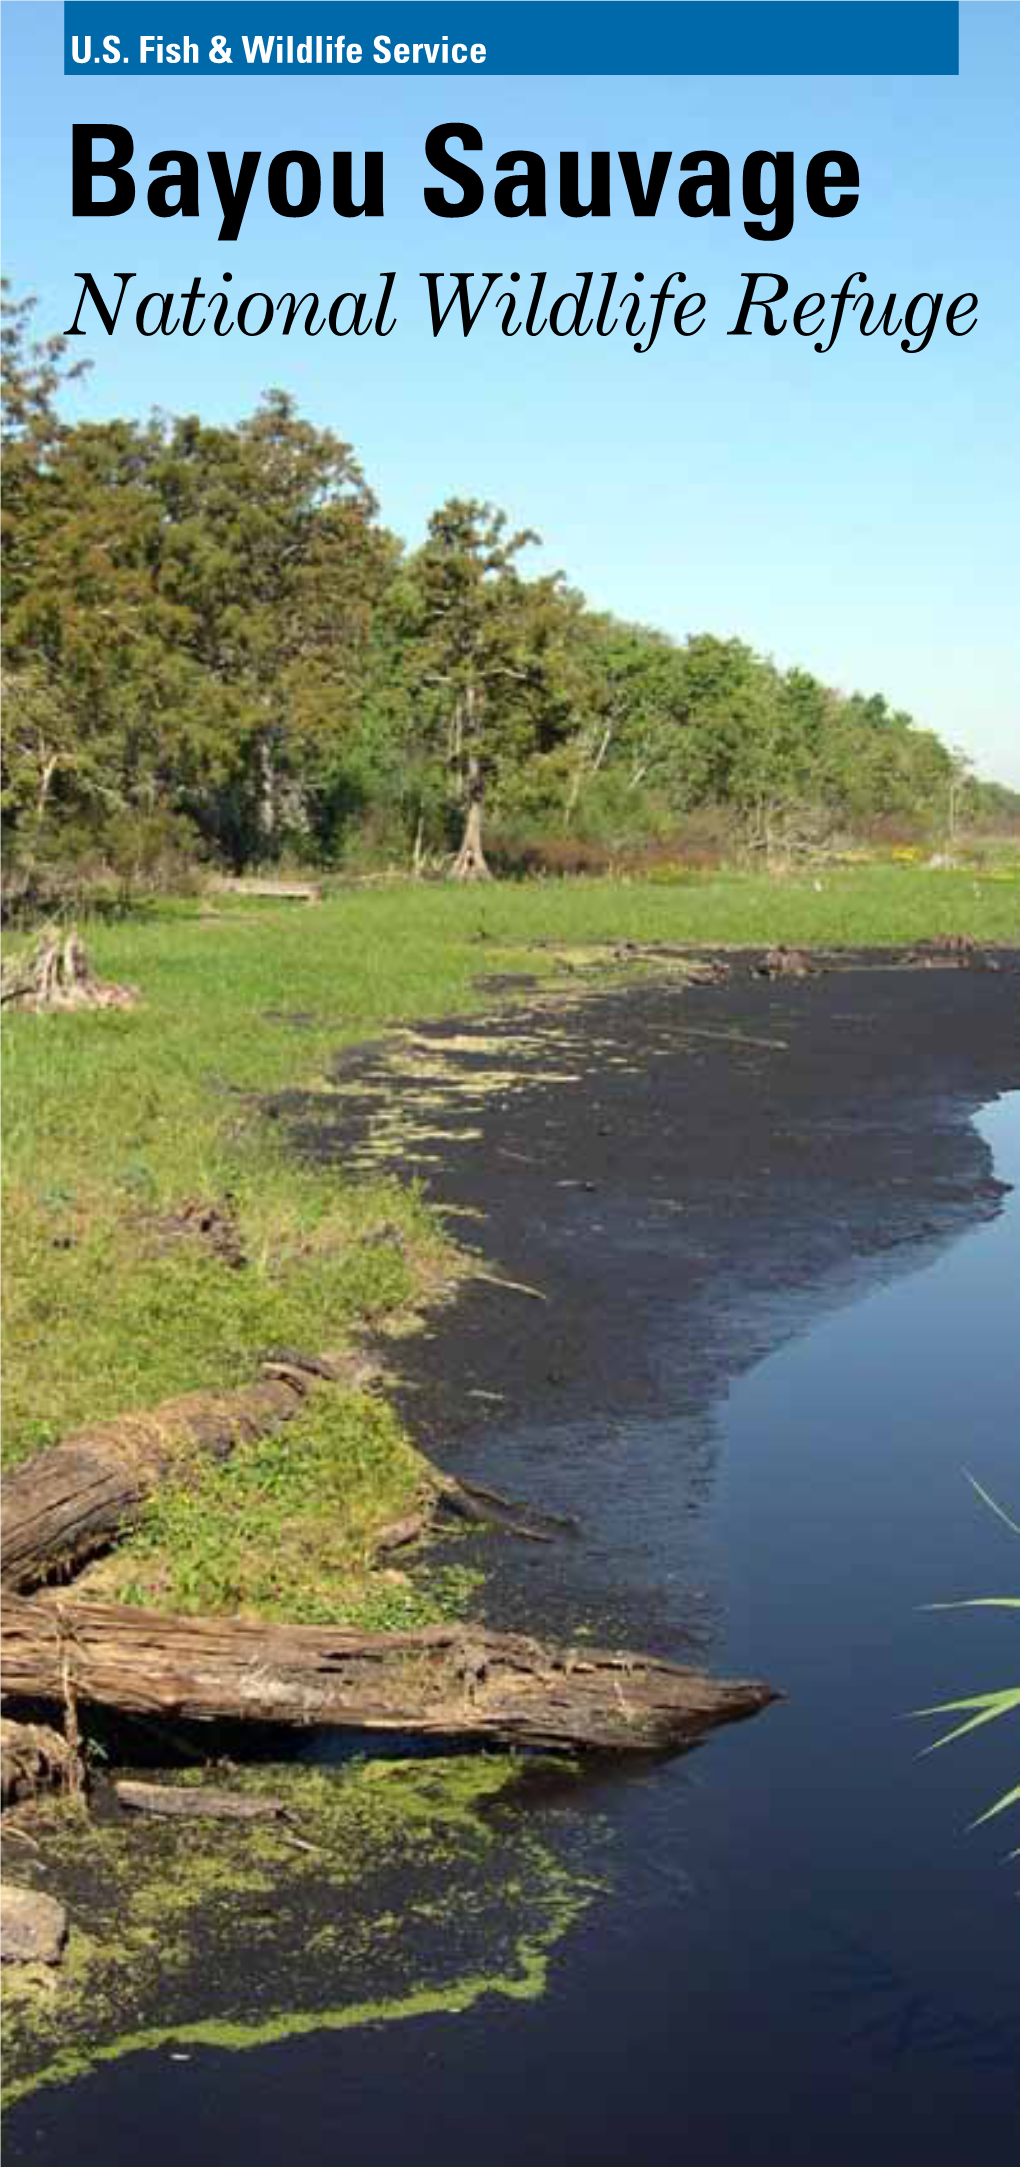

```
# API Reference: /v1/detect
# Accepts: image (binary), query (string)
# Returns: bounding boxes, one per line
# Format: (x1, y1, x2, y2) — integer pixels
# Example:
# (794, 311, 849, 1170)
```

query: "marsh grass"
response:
(917, 1477, 1020, 1851)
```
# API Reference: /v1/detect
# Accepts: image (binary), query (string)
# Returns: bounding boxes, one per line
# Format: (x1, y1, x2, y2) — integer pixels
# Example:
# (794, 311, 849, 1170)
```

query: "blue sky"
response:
(2, 1, 1018, 784)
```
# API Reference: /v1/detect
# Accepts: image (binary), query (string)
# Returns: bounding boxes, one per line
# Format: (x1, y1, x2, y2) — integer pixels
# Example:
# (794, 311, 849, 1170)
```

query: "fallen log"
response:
(0, 1376, 311, 1591)
(0, 1594, 777, 1755)
(207, 877, 321, 904)
(115, 1781, 286, 1822)
(1, 1717, 81, 1807)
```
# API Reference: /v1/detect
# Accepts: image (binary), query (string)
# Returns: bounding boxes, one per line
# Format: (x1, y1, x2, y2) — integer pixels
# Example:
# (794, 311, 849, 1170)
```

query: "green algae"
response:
(325, 1007, 599, 1175)
(2, 1753, 606, 2110)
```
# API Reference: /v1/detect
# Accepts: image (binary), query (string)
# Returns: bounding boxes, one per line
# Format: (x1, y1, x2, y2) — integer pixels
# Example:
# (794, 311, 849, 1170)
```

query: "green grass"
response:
(3, 863, 1017, 1623)
(103, 1392, 481, 1630)
(4, 866, 1017, 1446)
(1, 1154, 447, 1463)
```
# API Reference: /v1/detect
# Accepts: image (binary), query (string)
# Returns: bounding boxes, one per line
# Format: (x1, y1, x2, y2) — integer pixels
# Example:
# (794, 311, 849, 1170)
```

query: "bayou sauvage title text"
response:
(65, 126, 978, 355)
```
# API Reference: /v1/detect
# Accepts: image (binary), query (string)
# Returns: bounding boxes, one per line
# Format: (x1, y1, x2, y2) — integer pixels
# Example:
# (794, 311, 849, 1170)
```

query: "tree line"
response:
(2, 286, 1015, 896)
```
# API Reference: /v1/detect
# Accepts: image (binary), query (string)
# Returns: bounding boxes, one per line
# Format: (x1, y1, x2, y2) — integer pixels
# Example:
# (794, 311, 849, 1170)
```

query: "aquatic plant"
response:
(916, 1475, 1020, 1854)
(1, 1755, 602, 2108)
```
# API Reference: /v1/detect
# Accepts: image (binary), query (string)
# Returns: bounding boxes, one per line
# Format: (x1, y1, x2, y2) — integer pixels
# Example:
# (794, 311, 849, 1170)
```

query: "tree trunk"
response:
(566, 720, 616, 825)
(1, 1593, 777, 1756)
(451, 754, 491, 880)
(36, 749, 60, 821)
(258, 731, 277, 846)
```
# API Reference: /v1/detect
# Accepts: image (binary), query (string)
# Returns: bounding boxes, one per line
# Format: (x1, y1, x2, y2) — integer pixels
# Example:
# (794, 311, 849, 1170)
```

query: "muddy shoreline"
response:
(285, 953, 1019, 1651)
(4, 954, 1019, 2151)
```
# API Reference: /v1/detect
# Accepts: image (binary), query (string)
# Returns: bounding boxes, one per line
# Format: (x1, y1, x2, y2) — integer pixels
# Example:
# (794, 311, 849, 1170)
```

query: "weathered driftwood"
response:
(0, 1883, 69, 1965)
(754, 946, 821, 981)
(0, 926, 137, 1013)
(0, 1594, 777, 1754)
(0, 1376, 312, 1591)
(115, 1781, 286, 1822)
(0, 1716, 81, 1807)
(613, 945, 730, 983)
(208, 877, 321, 904)
(374, 1474, 573, 1557)
(906, 934, 1000, 971)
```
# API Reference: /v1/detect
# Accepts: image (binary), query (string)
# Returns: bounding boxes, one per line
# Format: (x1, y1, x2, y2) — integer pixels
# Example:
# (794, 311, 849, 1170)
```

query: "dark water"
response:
(9, 1094, 1019, 2160)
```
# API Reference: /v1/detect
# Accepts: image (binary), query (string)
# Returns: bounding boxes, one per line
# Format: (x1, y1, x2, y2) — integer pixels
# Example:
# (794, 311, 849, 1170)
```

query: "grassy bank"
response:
(3, 863, 1017, 1618)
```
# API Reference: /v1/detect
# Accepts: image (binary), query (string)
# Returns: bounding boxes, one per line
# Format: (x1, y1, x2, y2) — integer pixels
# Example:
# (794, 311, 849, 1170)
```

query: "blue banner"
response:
(64, 4, 960, 79)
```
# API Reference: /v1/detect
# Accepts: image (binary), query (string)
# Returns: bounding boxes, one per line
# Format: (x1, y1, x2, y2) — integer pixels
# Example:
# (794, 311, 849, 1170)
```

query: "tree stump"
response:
(1, 925, 137, 1013)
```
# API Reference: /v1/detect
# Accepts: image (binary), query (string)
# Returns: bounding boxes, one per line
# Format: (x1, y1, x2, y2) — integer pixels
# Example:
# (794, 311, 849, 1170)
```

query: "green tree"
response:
(1, 281, 999, 886)
(403, 499, 547, 877)
(148, 393, 391, 864)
